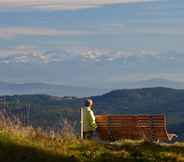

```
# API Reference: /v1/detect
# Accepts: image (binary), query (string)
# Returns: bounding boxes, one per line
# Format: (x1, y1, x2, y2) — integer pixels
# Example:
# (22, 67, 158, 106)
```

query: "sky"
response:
(0, 0, 184, 88)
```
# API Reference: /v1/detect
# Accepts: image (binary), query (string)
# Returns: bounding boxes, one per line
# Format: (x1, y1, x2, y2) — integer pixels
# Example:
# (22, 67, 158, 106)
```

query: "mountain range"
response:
(0, 81, 109, 97)
(1, 78, 184, 97)
(108, 78, 184, 89)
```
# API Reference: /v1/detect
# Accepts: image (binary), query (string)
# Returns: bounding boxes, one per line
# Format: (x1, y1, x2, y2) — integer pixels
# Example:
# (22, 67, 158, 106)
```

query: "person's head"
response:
(85, 98, 93, 108)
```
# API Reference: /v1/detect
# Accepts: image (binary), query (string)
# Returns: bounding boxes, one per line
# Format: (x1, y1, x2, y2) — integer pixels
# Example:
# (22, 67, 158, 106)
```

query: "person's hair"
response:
(85, 99, 93, 107)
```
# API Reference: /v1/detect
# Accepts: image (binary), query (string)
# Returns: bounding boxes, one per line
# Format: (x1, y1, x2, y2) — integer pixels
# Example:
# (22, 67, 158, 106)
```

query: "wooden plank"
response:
(97, 123, 165, 127)
(95, 114, 174, 142)
(109, 115, 163, 118)
(97, 124, 165, 127)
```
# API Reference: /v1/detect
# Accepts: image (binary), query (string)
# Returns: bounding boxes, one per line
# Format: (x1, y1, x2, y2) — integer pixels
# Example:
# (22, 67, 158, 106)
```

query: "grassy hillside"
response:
(0, 114, 184, 162)
(1, 87, 184, 139)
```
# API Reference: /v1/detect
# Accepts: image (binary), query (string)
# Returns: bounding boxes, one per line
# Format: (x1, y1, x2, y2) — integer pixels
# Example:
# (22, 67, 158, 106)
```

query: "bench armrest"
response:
(168, 133, 177, 141)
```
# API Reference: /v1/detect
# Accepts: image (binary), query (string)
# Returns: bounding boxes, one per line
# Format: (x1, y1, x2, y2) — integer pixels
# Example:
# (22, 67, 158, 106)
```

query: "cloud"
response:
(62, 46, 184, 63)
(0, 27, 95, 39)
(64, 46, 161, 61)
(0, 45, 182, 64)
(0, 45, 76, 64)
(98, 23, 184, 36)
(0, 46, 49, 63)
(1, 22, 182, 40)
(0, 0, 156, 11)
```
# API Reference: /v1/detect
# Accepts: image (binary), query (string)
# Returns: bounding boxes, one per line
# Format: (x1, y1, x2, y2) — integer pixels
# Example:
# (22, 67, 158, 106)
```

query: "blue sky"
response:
(0, 0, 184, 88)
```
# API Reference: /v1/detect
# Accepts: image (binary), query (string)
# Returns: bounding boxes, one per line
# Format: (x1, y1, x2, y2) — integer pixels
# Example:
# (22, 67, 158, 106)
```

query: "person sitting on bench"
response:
(83, 99, 97, 139)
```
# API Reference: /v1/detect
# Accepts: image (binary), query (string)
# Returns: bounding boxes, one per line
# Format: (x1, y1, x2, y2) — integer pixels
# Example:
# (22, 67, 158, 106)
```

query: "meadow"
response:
(0, 113, 184, 162)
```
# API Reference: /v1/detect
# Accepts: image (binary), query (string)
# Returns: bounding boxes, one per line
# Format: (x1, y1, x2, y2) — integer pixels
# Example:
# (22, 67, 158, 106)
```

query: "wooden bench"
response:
(95, 114, 176, 142)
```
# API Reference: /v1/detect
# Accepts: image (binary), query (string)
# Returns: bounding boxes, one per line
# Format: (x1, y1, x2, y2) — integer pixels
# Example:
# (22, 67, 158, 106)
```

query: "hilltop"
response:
(1, 87, 184, 139)
(0, 114, 184, 162)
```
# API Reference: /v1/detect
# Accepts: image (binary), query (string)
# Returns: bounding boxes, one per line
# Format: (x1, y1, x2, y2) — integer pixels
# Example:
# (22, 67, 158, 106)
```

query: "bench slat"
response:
(95, 114, 175, 142)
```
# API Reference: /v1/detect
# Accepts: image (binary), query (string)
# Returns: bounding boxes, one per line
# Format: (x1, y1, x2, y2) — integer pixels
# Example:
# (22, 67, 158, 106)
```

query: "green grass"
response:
(1, 130, 184, 162)
(0, 114, 184, 162)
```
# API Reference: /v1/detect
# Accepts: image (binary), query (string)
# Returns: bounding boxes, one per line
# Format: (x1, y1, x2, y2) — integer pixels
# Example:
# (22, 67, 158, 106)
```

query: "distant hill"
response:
(0, 81, 109, 97)
(1, 87, 184, 139)
(109, 78, 184, 89)
(1, 79, 184, 97)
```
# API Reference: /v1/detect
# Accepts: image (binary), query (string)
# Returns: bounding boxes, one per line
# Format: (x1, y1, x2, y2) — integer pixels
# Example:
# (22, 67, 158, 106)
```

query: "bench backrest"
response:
(95, 114, 170, 141)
